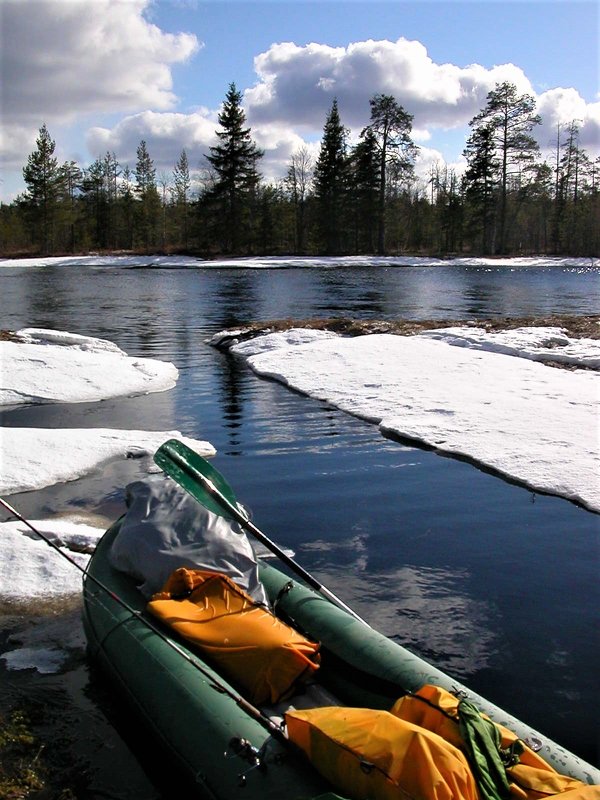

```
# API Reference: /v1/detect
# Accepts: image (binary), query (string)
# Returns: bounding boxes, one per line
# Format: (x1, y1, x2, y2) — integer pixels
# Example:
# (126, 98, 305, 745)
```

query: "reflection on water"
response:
(307, 556, 499, 680)
(1, 262, 599, 780)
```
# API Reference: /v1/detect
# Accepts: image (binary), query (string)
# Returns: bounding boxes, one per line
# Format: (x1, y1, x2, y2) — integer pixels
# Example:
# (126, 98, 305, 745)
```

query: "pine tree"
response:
(314, 99, 349, 254)
(469, 81, 541, 253)
(57, 160, 81, 253)
(430, 164, 463, 254)
(206, 83, 263, 253)
(518, 161, 553, 253)
(82, 157, 107, 249)
(103, 152, 121, 250)
(119, 166, 136, 250)
(362, 95, 417, 254)
(22, 123, 62, 253)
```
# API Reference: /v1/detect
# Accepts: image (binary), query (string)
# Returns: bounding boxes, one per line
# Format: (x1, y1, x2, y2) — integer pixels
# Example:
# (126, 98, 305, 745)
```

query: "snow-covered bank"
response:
(0, 328, 178, 405)
(0, 518, 104, 675)
(0, 327, 216, 625)
(419, 325, 600, 369)
(0, 328, 214, 494)
(0, 517, 103, 603)
(227, 327, 600, 513)
(0, 427, 215, 495)
(0, 327, 214, 494)
(0, 254, 597, 269)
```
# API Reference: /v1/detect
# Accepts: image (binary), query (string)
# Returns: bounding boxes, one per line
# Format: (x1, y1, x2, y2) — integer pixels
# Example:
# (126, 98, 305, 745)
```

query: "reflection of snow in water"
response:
(1, 254, 597, 269)
(0, 608, 86, 674)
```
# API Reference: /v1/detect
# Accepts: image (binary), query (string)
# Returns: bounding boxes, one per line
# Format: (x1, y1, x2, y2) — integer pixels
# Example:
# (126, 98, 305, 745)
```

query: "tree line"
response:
(1, 81, 598, 258)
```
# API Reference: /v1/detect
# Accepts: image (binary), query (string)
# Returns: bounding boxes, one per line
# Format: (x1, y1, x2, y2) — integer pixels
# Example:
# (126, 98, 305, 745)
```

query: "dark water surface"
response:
(1, 262, 599, 793)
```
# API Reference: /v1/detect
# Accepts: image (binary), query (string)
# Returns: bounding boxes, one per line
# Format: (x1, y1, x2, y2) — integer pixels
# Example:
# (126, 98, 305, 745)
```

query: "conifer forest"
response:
(2, 81, 598, 258)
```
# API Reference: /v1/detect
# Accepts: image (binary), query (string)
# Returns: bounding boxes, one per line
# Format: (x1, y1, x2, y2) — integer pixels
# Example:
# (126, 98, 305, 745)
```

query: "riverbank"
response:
(210, 313, 600, 365)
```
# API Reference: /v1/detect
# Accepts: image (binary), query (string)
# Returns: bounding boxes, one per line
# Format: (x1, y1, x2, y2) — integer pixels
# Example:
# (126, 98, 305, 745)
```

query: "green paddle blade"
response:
(154, 439, 242, 520)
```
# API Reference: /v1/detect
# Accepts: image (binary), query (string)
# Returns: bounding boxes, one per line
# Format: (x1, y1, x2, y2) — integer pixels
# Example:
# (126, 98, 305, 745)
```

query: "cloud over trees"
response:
(1, 0, 199, 166)
(1, 0, 597, 189)
(245, 38, 534, 131)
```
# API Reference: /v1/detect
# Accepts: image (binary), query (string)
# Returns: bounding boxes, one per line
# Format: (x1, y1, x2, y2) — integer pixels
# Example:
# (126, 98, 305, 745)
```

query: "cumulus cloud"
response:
(414, 146, 468, 184)
(245, 38, 535, 133)
(252, 125, 318, 182)
(1, 0, 200, 166)
(86, 109, 218, 173)
(536, 88, 600, 155)
(243, 37, 599, 169)
(85, 110, 317, 185)
(78, 34, 598, 193)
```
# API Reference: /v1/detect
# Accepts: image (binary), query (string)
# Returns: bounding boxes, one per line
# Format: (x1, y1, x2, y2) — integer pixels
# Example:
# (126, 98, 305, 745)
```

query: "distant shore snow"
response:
(0, 254, 597, 269)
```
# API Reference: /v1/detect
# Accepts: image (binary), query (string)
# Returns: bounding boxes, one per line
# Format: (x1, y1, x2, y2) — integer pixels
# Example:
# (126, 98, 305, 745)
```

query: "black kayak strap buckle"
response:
(273, 580, 294, 613)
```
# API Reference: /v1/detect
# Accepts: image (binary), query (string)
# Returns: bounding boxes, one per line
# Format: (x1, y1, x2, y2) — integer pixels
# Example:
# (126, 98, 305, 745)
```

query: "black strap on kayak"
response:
(0, 497, 287, 745)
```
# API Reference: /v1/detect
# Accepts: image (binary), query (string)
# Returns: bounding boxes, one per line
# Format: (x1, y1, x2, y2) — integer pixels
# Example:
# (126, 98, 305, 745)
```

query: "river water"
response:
(1, 262, 599, 793)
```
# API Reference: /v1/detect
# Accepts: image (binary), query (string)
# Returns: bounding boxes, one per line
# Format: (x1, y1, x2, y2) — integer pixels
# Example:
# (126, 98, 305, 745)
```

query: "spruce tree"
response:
(22, 123, 62, 253)
(313, 99, 348, 254)
(206, 82, 263, 253)
(104, 152, 121, 249)
(349, 129, 380, 253)
(119, 166, 136, 250)
(58, 160, 82, 253)
(82, 157, 107, 249)
(463, 123, 500, 254)
(172, 149, 191, 248)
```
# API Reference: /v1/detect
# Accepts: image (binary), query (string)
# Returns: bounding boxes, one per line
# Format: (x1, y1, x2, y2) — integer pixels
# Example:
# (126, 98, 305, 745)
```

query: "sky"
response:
(1, 0, 599, 203)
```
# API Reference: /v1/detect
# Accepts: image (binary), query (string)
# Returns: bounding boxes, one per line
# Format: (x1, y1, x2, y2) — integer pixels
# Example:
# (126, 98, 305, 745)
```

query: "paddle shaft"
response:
(159, 445, 366, 625)
(0, 496, 286, 742)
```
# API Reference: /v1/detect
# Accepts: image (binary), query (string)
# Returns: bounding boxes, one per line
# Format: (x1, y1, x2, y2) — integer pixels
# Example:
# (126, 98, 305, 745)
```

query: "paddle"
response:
(154, 439, 366, 624)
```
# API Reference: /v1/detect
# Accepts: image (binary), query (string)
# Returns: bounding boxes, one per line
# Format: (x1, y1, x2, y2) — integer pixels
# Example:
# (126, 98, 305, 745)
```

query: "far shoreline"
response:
(209, 313, 600, 344)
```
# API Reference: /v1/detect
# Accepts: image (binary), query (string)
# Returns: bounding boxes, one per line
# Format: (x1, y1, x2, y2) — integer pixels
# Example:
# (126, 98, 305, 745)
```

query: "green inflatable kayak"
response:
(81, 442, 600, 799)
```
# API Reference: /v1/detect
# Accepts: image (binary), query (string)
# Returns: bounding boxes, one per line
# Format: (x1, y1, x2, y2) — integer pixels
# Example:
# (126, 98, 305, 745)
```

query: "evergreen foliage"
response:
(348, 129, 379, 253)
(463, 123, 500, 254)
(205, 82, 263, 253)
(362, 94, 417, 254)
(172, 149, 191, 248)
(314, 99, 349, 254)
(134, 140, 161, 251)
(21, 123, 62, 254)
(2, 82, 598, 258)
(468, 82, 541, 254)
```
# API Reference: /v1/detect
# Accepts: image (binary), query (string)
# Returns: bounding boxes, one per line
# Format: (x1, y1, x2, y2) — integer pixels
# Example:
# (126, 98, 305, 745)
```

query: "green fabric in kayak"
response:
(458, 699, 523, 800)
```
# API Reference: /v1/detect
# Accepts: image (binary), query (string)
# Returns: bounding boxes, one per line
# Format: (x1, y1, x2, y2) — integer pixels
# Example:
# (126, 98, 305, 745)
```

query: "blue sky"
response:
(2, 0, 598, 202)
(151, 1, 599, 104)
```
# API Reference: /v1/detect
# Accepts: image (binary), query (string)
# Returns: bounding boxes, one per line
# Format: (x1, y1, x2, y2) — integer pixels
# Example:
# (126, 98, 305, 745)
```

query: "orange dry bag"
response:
(148, 567, 320, 705)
